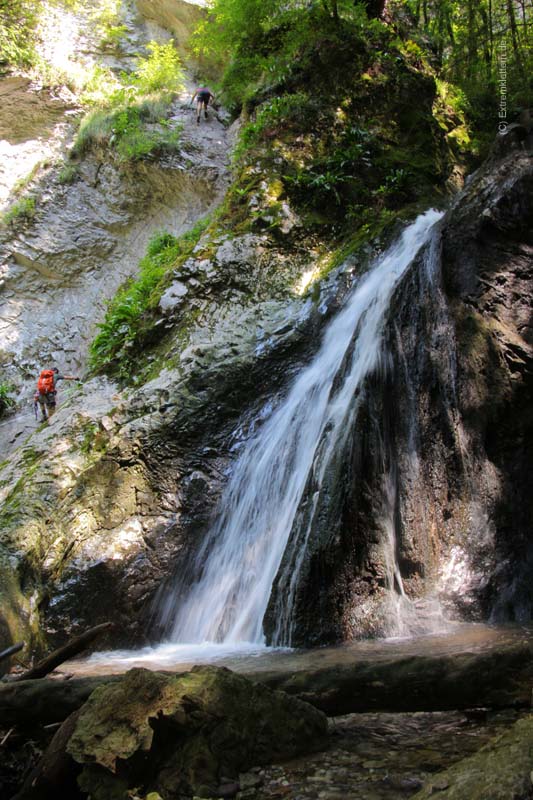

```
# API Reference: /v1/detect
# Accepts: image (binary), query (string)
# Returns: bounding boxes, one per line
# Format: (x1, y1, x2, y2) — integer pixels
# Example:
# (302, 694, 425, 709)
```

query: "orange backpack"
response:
(37, 370, 55, 395)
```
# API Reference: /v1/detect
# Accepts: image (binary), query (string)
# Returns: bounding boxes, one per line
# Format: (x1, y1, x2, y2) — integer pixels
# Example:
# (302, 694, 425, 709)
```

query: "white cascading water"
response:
(166, 209, 444, 646)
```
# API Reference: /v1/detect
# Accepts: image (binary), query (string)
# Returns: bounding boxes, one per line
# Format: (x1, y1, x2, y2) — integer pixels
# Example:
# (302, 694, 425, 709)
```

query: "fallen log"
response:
(1, 642, 533, 727)
(258, 642, 533, 716)
(13, 623, 114, 682)
(10, 709, 83, 800)
(0, 675, 122, 727)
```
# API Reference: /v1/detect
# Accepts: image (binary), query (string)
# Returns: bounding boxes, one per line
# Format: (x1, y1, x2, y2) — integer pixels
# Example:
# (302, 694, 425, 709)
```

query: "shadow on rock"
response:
(15, 665, 327, 799)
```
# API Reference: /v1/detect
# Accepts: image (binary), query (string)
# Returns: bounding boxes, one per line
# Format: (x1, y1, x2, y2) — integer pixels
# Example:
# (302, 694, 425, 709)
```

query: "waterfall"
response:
(164, 209, 444, 646)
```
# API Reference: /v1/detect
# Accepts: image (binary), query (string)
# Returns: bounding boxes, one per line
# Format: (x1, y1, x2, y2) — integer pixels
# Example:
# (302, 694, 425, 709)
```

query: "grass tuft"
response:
(90, 217, 211, 378)
(2, 197, 36, 225)
(73, 40, 185, 162)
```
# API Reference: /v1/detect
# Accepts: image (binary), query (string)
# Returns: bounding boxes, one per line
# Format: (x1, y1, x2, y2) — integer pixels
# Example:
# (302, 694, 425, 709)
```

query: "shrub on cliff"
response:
(205, 7, 457, 237)
(0, 0, 79, 67)
(90, 219, 210, 379)
(0, 0, 38, 65)
(72, 41, 185, 162)
(0, 383, 15, 417)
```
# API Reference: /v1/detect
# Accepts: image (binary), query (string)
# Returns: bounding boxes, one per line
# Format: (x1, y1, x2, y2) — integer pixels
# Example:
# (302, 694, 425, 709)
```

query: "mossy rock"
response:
(67, 665, 327, 798)
(412, 715, 533, 799)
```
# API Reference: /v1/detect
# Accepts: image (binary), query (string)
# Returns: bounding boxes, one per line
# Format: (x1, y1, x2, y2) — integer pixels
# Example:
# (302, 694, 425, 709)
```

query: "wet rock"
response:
(135, 0, 205, 57)
(266, 144, 533, 646)
(160, 279, 189, 313)
(411, 715, 533, 799)
(64, 665, 327, 799)
(218, 782, 241, 798)
(239, 772, 263, 790)
(0, 77, 69, 146)
(491, 123, 529, 159)
(384, 774, 424, 791)
(214, 234, 267, 274)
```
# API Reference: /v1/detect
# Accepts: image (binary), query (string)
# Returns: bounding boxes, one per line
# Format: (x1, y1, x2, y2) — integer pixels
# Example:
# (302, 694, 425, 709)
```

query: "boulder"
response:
(66, 665, 327, 799)
(412, 715, 533, 799)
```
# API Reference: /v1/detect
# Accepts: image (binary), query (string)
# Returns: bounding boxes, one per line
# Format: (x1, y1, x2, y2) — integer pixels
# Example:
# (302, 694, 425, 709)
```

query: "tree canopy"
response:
(193, 0, 530, 122)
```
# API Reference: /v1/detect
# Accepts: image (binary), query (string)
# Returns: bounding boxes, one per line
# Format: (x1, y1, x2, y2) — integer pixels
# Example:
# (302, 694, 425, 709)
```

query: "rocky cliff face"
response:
(4, 140, 530, 656)
(0, 0, 232, 650)
(0, 0, 225, 451)
(1, 1, 531, 658)
(265, 142, 533, 646)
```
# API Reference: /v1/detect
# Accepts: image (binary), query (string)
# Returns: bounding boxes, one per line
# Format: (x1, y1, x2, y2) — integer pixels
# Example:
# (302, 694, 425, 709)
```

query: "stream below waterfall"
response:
(63, 623, 533, 676)
(59, 624, 533, 798)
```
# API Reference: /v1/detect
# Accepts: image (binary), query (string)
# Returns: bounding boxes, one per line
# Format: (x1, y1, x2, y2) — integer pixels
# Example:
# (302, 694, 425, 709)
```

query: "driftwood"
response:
(0, 642, 24, 663)
(10, 709, 83, 800)
(1, 642, 533, 727)
(13, 623, 114, 682)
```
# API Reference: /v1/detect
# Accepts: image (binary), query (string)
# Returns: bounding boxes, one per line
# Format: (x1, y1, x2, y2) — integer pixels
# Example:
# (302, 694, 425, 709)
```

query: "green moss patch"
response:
(219, 13, 461, 243)
(89, 219, 211, 380)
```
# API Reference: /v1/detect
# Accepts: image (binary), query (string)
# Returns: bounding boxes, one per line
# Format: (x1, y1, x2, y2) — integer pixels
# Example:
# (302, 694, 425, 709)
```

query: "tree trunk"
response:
(422, 0, 429, 27)
(2, 643, 533, 727)
(506, 0, 525, 75)
(466, 0, 477, 78)
(480, 8, 492, 78)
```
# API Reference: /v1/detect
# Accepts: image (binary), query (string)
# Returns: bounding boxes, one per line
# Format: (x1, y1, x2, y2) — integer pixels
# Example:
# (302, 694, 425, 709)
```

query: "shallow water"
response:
(63, 622, 533, 677)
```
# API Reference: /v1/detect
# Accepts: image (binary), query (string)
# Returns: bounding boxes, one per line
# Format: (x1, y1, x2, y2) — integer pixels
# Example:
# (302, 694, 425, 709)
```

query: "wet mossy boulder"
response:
(66, 665, 327, 799)
(412, 714, 533, 800)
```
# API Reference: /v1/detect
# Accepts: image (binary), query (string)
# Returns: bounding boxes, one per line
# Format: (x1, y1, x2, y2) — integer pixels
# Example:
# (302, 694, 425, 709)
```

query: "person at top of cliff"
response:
(191, 86, 215, 124)
(35, 367, 80, 423)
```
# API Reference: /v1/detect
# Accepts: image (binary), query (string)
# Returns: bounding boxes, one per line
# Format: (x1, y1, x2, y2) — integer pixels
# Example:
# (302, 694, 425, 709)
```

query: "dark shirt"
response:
(196, 87, 212, 100)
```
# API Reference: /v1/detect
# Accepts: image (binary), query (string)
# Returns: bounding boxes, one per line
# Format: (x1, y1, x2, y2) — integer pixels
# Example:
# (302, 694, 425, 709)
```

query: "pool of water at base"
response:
(61, 622, 533, 677)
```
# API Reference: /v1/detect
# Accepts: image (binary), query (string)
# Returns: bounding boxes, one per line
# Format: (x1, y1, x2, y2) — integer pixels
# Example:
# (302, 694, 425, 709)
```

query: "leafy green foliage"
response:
(232, 92, 312, 161)
(283, 124, 376, 207)
(74, 101, 182, 161)
(134, 40, 185, 94)
(72, 41, 185, 161)
(99, 24, 128, 50)
(2, 197, 36, 225)
(12, 163, 41, 195)
(90, 218, 210, 378)
(192, 0, 381, 111)
(89, 0, 127, 50)
(58, 163, 78, 184)
(0, 0, 80, 67)
(218, 10, 444, 237)
(403, 0, 533, 126)
(191, 0, 453, 242)
(0, 383, 15, 417)
(0, 0, 38, 66)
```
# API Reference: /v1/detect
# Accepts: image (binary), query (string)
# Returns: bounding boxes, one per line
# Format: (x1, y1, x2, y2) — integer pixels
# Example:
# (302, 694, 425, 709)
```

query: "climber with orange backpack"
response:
(34, 367, 80, 422)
